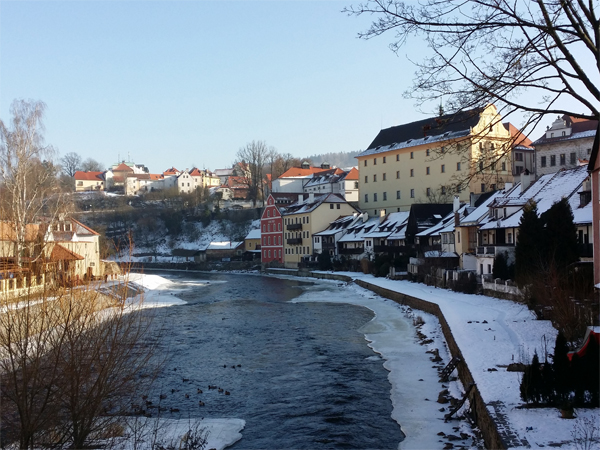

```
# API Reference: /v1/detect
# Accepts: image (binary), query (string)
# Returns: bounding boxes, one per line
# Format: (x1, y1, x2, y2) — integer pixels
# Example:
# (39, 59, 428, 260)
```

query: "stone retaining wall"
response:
(266, 269, 507, 450)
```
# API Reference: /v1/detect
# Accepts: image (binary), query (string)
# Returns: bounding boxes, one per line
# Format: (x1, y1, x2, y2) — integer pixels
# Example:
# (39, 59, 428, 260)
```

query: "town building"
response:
(356, 105, 519, 213)
(534, 115, 597, 177)
(74, 171, 105, 191)
(282, 193, 359, 268)
(260, 194, 284, 264)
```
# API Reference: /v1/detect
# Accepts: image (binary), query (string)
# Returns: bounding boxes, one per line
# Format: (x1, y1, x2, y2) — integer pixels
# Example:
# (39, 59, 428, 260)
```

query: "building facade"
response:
(356, 105, 517, 214)
(260, 194, 284, 264)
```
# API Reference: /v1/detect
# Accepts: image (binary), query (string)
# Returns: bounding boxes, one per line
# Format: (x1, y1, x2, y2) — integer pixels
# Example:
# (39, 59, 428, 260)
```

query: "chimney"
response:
(453, 195, 460, 227)
(309, 193, 314, 202)
(362, 212, 369, 223)
(379, 209, 386, 223)
(520, 169, 532, 193)
(298, 194, 304, 203)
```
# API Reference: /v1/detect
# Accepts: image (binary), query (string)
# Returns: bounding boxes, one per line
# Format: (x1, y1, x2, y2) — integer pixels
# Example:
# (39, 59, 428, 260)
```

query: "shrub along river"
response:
(140, 271, 405, 449)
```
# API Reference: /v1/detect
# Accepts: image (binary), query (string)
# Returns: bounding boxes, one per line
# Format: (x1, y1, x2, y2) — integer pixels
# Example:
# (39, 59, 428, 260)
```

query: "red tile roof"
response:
(345, 167, 359, 180)
(74, 171, 104, 181)
(114, 163, 134, 172)
(278, 167, 329, 178)
(50, 244, 84, 261)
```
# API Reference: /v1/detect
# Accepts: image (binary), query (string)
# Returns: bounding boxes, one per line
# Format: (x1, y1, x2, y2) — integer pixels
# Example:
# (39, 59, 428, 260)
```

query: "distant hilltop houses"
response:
(74, 162, 222, 196)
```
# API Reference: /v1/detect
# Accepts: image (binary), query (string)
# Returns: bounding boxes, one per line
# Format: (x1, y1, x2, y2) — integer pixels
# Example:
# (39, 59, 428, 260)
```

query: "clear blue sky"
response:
(0, 1, 435, 173)
(1, 1, 573, 174)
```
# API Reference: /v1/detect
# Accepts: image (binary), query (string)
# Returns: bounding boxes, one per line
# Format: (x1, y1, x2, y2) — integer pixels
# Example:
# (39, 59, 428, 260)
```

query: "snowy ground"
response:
(291, 271, 600, 450)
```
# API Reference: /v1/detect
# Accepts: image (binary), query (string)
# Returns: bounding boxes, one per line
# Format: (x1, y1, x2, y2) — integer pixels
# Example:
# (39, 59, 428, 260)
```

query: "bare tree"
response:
(0, 99, 66, 266)
(0, 281, 160, 448)
(60, 152, 82, 177)
(81, 157, 104, 172)
(345, 1, 599, 128)
(235, 140, 271, 207)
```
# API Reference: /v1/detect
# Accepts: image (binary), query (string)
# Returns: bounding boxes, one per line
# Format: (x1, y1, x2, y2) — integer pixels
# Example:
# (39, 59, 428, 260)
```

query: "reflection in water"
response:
(141, 272, 404, 449)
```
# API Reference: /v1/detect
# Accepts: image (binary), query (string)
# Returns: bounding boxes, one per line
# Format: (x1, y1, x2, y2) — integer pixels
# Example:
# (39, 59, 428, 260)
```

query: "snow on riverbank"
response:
(113, 417, 245, 450)
(292, 281, 476, 449)
(292, 271, 600, 449)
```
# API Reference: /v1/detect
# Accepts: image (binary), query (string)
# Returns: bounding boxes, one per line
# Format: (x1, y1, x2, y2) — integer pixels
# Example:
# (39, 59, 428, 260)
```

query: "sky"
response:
(1, 0, 431, 173)
(1, 1, 594, 175)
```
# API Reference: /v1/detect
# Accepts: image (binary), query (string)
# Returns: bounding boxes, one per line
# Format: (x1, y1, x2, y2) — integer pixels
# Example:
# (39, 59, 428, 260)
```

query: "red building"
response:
(261, 194, 284, 264)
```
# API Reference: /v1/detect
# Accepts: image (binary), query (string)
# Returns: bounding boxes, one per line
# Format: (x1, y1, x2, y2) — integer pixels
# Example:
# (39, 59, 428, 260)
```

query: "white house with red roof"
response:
(303, 167, 359, 202)
(74, 171, 105, 191)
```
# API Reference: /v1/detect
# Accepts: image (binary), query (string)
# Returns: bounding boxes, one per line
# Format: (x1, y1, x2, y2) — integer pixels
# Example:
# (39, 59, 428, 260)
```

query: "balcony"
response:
(287, 238, 302, 245)
(339, 247, 364, 255)
(476, 245, 515, 257)
(374, 245, 410, 254)
(287, 223, 303, 231)
(578, 243, 593, 258)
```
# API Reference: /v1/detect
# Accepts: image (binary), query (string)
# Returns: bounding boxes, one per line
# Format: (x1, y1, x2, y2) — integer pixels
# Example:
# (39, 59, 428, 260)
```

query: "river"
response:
(139, 271, 406, 449)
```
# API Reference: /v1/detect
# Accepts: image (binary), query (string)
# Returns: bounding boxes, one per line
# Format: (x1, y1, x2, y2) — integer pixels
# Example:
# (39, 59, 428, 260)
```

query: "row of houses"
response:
(255, 164, 593, 276)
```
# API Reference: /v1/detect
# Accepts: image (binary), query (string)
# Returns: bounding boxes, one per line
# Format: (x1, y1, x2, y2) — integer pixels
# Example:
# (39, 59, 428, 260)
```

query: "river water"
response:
(141, 271, 405, 449)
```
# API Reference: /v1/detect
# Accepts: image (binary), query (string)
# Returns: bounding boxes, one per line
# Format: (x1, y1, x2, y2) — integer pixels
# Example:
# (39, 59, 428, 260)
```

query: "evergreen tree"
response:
(520, 351, 542, 404)
(543, 198, 579, 272)
(553, 332, 571, 404)
(515, 200, 544, 284)
(493, 251, 508, 280)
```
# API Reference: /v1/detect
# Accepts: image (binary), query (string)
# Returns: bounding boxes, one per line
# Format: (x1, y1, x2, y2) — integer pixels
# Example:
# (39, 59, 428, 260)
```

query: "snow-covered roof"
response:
(245, 229, 261, 240)
(206, 241, 243, 250)
(281, 193, 352, 216)
(480, 166, 590, 230)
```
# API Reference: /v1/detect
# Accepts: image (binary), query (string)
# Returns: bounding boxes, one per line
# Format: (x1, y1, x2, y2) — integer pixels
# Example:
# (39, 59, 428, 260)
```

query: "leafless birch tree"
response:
(0, 99, 67, 266)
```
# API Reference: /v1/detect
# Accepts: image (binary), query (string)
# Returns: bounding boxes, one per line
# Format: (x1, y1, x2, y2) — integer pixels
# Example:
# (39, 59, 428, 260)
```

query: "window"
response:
(373, 174, 377, 182)
(365, 176, 368, 183)
(514, 152, 523, 161)
(383, 192, 387, 201)
(396, 190, 401, 199)
(550, 155, 556, 166)
(337, 204, 340, 209)
(382, 173, 386, 181)
(426, 149, 430, 156)
(441, 186, 446, 195)
(570, 152, 576, 164)
(426, 167, 430, 175)
(268, 224, 271, 232)
(373, 158, 377, 165)
(481, 183, 486, 192)
(364, 194, 368, 203)
(560, 153, 566, 165)
(426, 188, 431, 197)
(457, 162, 461, 171)
(330, 204, 334, 209)
(441, 164, 445, 173)
(383, 156, 386, 163)
(374, 193, 378, 202)
(364, 160, 367, 167)
(410, 152, 414, 159)
(396, 171, 400, 179)
(501, 162, 506, 171)
(354, 181, 359, 189)
(410, 189, 415, 198)
(410, 169, 414, 177)
(396, 154, 400, 161)
(515, 166, 523, 175)
(278, 223, 281, 231)
(508, 232, 513, 244)
(479, 160, 484, 170)
(541, 156, 547, 167)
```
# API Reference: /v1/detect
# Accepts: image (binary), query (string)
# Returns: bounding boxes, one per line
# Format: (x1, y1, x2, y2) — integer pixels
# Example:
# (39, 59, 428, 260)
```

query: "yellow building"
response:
(357, 105, 515, 214)
(282, 193, 359, 268)
(74, 171, 105, 191)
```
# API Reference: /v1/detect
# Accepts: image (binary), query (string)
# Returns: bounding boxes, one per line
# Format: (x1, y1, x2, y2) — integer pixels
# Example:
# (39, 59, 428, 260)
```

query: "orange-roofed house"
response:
(272, 162, 335, 193)
(74, 171, 105, 191)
